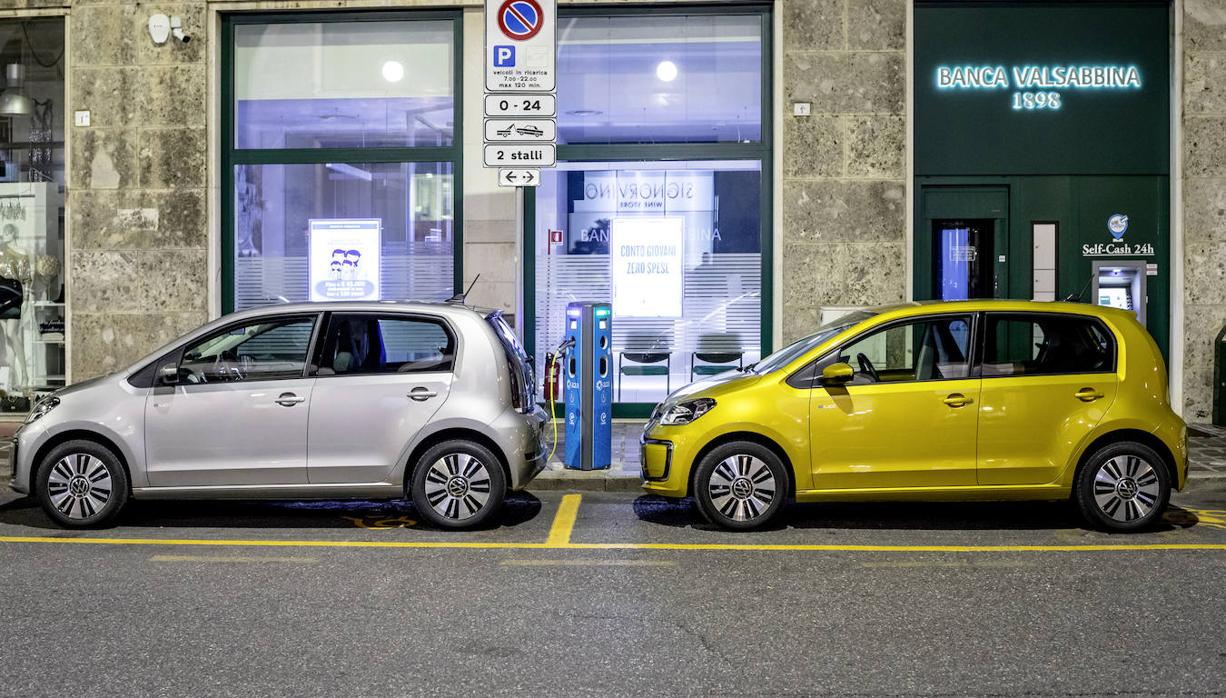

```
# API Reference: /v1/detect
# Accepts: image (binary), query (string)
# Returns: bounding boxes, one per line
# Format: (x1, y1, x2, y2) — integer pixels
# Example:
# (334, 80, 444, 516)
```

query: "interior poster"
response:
(610, 217, 684, 318)
(309, 219, 381, 302)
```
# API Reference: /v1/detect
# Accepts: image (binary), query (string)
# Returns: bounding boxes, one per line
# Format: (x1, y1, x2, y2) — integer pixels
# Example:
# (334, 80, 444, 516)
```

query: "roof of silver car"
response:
(229, 300, 498, 319)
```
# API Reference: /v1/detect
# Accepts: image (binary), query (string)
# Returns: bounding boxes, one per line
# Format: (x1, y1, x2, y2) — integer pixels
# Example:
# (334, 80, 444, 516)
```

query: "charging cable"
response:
(545, 338, 575, 466)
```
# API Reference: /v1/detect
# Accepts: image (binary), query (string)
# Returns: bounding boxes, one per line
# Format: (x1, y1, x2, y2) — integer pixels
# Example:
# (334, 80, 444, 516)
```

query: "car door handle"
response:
(1075, 388, 1105, 402)
(942, 393, 974, 408)
(275, 392, 306, 407)
(408, 387, 438, 402)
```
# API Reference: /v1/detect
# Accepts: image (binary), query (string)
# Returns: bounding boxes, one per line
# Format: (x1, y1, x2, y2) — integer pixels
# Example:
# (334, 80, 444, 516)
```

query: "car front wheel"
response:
(35, 440, 129, 529)
(1074, 442, 1170, 532)
(409, 440, 506, 529)
(693, 442, 788, 531)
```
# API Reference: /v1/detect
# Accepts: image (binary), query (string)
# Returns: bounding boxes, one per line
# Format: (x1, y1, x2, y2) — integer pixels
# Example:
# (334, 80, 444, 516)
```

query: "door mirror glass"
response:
(821, 362, 854, 385)
(157, 363, 180, 386)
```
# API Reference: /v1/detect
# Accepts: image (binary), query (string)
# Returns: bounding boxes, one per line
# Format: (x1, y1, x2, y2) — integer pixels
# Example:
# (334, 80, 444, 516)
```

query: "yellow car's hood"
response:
(665, 368, 760, 403)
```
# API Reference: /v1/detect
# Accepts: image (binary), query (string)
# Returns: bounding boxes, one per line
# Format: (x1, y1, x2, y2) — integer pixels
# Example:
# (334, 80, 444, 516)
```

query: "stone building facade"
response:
(0, 0, 1221, 421)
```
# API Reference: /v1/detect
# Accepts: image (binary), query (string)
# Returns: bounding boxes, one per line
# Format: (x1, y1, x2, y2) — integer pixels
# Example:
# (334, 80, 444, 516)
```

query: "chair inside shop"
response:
(618, 331, 673, 400)
(690, 333, 743, 380)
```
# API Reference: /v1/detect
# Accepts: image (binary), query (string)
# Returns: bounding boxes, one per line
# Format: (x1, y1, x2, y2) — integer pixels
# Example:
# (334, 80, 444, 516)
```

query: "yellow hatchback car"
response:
(640, 300, 1187, 531)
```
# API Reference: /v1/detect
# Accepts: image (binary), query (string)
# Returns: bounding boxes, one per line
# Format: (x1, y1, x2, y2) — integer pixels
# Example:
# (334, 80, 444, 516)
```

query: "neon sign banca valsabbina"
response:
(935, 65, 1142, 111)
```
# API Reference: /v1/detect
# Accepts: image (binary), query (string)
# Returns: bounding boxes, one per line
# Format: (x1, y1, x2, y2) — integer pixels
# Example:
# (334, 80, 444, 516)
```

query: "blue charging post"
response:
(563, 301, 613, 470)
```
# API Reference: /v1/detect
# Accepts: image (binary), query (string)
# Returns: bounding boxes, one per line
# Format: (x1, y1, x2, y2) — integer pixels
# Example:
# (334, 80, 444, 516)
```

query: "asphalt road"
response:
(2, 480, 1225, 697)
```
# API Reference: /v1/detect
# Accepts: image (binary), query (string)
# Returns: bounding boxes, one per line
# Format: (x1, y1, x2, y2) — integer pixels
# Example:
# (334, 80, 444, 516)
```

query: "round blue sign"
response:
(498, 0, 543, 41)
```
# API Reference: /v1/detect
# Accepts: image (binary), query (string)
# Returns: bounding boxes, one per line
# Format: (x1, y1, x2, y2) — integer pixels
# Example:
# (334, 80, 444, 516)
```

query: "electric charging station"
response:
(563, 301, 612, 470)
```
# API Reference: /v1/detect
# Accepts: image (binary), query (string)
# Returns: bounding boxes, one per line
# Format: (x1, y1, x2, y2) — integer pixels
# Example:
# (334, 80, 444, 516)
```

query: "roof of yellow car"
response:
(868, 299, 1134, 320)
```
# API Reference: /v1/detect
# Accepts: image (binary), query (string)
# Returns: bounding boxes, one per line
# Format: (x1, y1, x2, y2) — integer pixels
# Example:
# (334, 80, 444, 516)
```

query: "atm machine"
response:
(1091, 260, 1147, 325)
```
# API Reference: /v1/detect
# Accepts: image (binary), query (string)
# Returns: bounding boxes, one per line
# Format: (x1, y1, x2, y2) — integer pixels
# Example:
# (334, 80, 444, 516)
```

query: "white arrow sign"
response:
(498, 169, 541, 187)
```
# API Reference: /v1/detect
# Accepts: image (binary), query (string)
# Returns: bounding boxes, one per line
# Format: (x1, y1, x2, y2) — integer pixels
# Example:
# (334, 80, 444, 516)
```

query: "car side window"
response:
(834, 315, 973, 384)
(319, 314, 455, 376)
(982, 313, 1115, 377)
(179, 316, 316, 384)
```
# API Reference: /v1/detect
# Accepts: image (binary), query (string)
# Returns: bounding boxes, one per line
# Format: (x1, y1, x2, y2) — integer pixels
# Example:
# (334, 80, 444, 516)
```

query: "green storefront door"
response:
(916, 185, 1009, 301)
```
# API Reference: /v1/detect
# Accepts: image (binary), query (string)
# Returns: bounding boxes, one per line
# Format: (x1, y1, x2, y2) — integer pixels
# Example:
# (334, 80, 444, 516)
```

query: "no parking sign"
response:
(485, 0, 555, 92)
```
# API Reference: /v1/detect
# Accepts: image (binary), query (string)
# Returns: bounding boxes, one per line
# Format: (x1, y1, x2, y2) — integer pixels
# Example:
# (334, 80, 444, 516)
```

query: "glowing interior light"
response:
(655, 60, 678, 82)
(382, 60, 405, 83)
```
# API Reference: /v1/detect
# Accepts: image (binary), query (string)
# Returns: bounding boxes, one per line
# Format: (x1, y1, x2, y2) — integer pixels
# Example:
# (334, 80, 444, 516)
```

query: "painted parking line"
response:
(150, 554, 318, 564)
(501, 559, 675, 567)
(3, 494, 1226, 553)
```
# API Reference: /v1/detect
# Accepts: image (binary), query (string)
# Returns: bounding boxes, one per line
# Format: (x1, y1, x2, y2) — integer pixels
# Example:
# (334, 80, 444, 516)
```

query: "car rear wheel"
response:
(693, 442, 788, 531)
(35, 440, 129, 529)
(410, 440, 506, 530)
(1074, 442, 1170, 532)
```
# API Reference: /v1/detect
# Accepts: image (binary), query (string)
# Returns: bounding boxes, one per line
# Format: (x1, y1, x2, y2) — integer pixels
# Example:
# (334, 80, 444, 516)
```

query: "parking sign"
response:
(485, 0, 555, 92)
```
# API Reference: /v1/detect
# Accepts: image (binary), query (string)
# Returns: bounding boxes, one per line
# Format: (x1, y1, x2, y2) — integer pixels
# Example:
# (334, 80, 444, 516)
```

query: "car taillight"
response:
(507, 358, 523, 410)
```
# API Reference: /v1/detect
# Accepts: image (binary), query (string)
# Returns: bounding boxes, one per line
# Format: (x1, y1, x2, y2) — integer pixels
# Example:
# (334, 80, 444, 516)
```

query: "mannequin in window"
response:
(0, 223, 29, 391)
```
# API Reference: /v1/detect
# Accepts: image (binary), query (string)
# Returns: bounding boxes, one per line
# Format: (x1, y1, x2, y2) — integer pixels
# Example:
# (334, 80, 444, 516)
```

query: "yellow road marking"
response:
(501, 559, 675, 567)
(545, 493, 582, 547)
(1, 536, 1225, 553)
(150, 554, 318, 564)
(558, 542, 1226, 552)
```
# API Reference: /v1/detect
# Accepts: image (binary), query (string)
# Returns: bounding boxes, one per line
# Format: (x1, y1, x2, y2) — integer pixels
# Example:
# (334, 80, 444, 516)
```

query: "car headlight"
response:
(658, 398, 716, 426)
(25, 396, 60, 424)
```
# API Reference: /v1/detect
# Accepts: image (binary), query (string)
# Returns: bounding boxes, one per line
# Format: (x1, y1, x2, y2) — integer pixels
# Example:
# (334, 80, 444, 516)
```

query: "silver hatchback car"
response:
(9, 302, 548, 529)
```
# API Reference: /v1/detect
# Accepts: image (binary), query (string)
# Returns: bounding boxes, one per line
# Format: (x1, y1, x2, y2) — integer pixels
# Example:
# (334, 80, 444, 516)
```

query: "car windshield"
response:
(752, 310, 876, 374)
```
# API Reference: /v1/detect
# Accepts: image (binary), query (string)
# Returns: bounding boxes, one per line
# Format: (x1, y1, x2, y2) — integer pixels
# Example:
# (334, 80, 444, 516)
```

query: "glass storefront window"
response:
(556, 14, 762, 144)
(234, 20, 454, 149)
(225, 13, 461, 312)
(532, 7, 770, 413)
(533, 161, 762, 404)
(233, 162, 453, 309)
(0, 18, 66, 412)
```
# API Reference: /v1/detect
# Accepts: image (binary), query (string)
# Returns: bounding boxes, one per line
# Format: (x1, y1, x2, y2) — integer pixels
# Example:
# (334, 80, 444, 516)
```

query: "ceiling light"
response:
(655, 60, 678, 82)
(382, 60, 405, 83)
(0, 64, 31, 117)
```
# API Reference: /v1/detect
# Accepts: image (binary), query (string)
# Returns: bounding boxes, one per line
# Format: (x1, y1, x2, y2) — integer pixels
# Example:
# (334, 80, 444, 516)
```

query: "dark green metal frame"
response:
(522, 3, 774, 418)
(220, 10, 465, 314)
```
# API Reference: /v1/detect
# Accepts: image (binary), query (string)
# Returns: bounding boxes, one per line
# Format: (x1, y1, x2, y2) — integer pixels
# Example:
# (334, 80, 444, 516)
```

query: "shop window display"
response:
(534, 162, 763, 404)
(0, 19, 65, 413)
(226, 15, 459, 311)
(532, 9, 769, 409)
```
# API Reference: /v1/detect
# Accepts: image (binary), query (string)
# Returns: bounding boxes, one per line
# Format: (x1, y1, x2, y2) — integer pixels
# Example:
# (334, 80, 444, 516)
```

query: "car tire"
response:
(1074, 441, 1170, 532)
(35, 439, 129, 529)
(692, 442, 789, 531)
(410, 440, 507, 530)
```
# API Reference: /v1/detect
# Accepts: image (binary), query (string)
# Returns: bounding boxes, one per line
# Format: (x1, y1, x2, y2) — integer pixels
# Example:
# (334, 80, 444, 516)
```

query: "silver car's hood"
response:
(52, 374, 111, 398)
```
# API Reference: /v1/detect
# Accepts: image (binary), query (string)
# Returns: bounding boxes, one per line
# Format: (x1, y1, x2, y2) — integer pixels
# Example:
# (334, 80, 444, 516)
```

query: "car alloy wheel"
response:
(708, 455, 776, 522)
(693, 441, 788, 531)
(45, 453, 113, 521)
(423, 452, 493, 522)
(1093, 455, 1161, 523)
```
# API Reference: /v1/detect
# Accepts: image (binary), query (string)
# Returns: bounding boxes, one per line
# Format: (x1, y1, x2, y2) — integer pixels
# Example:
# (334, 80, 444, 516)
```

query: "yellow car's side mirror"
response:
(821, 362, 854, 386)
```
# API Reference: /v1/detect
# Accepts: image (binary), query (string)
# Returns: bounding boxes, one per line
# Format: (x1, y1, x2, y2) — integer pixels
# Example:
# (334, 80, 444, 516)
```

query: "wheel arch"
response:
(402, 427, 511, 490)
(30, 430, 133, 496)
(1071, 428, 1178, 492)
(687, 431, 796, 499)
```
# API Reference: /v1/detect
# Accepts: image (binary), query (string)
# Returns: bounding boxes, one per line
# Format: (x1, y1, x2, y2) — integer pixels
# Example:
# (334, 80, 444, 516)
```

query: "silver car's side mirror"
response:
(158, 363, 181, 386)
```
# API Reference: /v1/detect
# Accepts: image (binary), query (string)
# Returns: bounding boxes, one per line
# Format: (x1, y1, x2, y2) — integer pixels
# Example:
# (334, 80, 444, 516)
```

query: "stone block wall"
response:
(67, 0, 210, 378)
(1183, 0, 1226, 422)
(780, 0, 907, 342)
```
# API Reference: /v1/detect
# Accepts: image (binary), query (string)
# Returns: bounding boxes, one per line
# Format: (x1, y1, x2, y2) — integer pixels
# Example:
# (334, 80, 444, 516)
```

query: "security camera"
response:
(170, 15, 191, 43)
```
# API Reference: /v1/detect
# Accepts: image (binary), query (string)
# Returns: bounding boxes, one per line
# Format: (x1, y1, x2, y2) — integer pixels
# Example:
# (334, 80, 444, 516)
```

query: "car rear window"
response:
(982, 313, 1115, 377)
